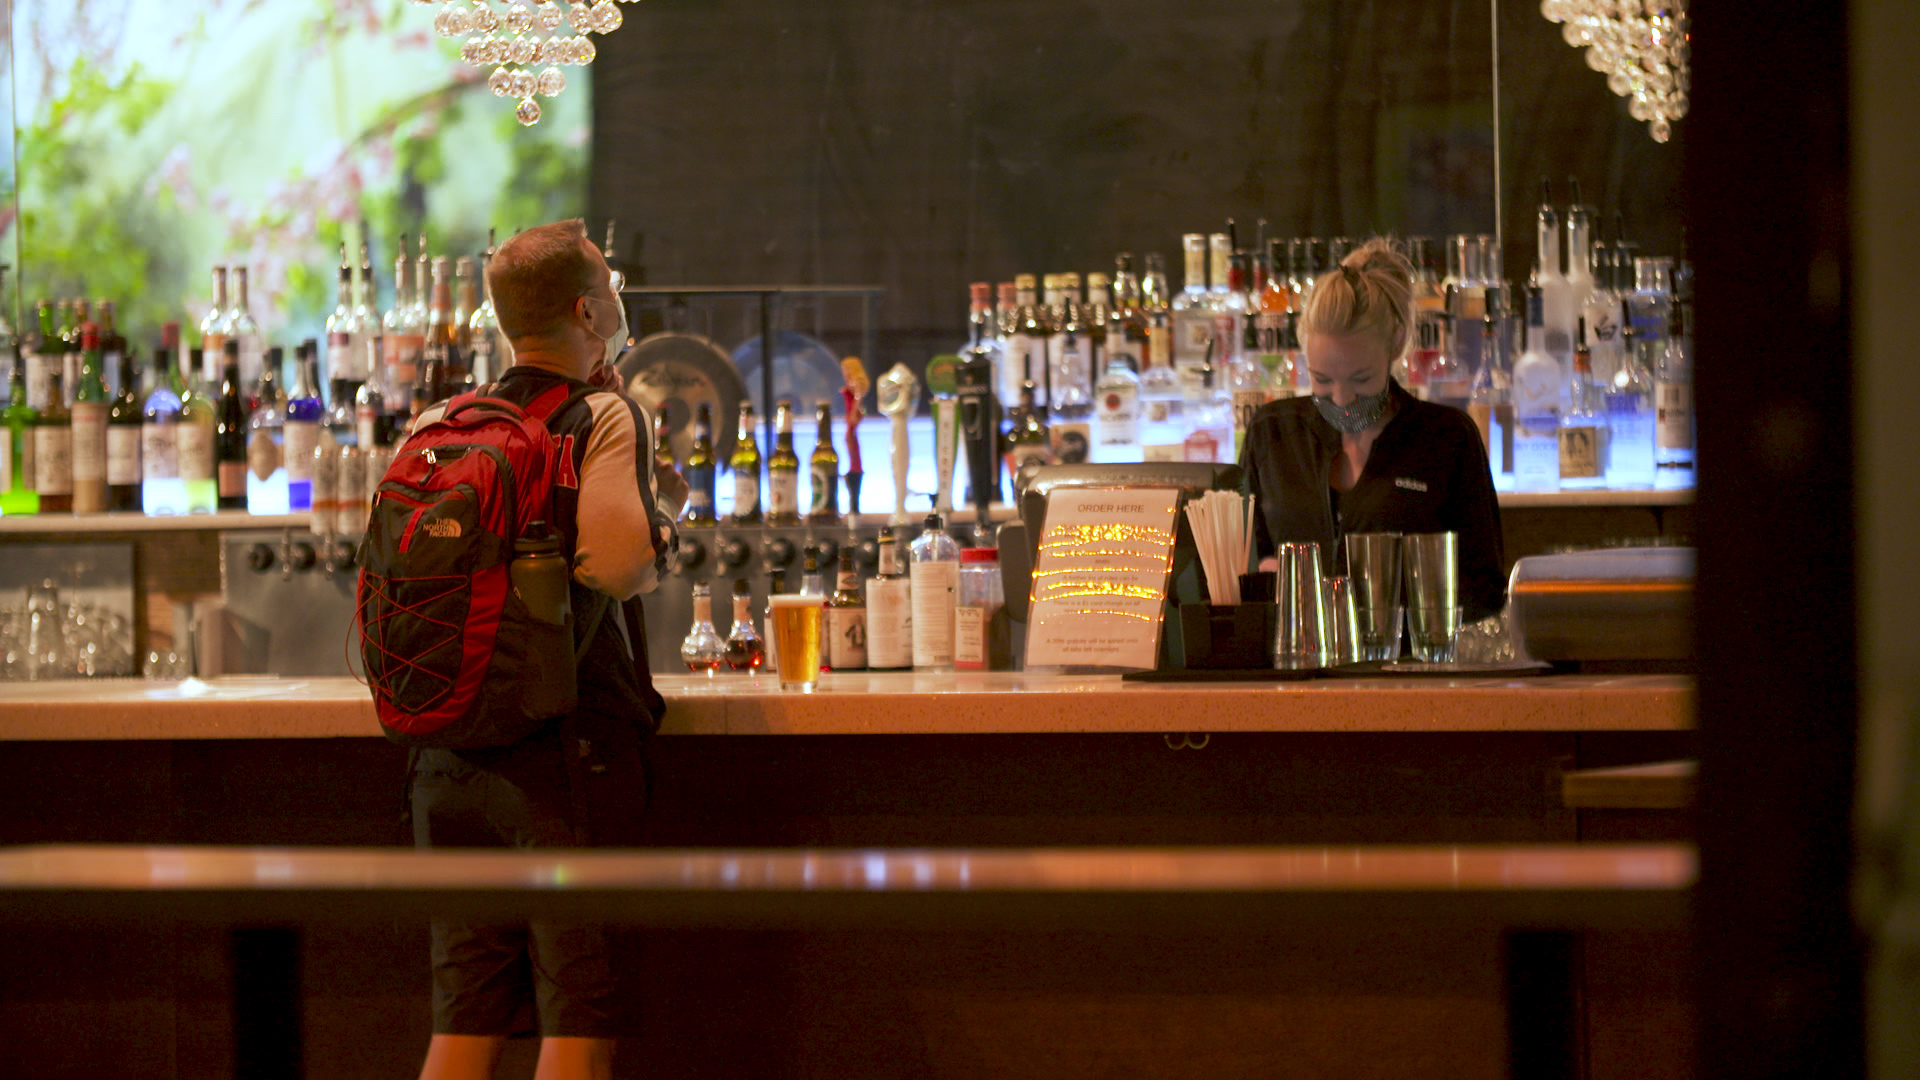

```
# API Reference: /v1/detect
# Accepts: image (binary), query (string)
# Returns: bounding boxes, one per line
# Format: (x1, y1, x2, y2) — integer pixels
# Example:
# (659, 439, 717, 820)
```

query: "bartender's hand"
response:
(655, 459, 689, 518)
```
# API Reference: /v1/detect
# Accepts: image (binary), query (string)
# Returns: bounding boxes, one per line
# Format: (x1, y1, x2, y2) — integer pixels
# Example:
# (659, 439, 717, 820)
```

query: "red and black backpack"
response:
(356, 384, 606, 748)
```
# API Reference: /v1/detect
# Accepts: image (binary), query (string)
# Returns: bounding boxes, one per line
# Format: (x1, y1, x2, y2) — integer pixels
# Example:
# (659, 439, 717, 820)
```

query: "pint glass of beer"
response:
(767, 594, 827, 692)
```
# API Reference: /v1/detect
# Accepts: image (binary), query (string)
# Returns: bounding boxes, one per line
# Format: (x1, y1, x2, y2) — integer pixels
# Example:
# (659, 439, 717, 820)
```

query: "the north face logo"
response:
(425, 519, 463, 538)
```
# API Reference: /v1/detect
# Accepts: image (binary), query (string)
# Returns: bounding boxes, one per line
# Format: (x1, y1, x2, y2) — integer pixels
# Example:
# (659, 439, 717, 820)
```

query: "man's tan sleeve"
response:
(572, 392, 668, 599)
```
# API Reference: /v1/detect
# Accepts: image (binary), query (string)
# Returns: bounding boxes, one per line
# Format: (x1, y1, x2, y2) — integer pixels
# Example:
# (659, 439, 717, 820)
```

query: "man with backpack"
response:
(365, 219, 684, 1080)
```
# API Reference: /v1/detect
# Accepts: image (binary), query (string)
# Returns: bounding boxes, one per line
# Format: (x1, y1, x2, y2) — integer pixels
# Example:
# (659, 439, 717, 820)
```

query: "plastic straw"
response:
(1184, 491, 1251, 605)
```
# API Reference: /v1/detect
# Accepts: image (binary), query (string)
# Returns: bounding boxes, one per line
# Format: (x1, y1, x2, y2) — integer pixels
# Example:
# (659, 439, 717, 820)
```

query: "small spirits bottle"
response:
(107, 346, 144, 511)
(825, 548, 868, 672)
(908, 513, 960, 671)
(680, 582, 725, 675)
(722, 579, 765, 672)
(865, 526, 912, 671)
(1654, 299, 1696, 490)
(215, 343, 250, 511)
(1092, 349, 1141, 462)
(1605, 302, 1656, 490)
(1557, 319, 1610, 491)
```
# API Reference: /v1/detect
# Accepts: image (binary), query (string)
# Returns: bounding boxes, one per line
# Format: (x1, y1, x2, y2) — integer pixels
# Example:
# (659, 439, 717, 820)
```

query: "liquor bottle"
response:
(825, 548, 868, 672)
(1469, 309, 1515, 492)
(865, 526, 912, 671)
(1183, 363, 1232, 463)
(23, 301, 54, 410)
(1107, 254, 1149, 388)
(34, 372, 73, 513)
(3, 348, 39, 515)
(807, 401, 840, 525)
(1227, 330, 1271, 461)
(680, 581, 725, 674)
(1083, 271, 1111, 381)
(729, 401, 761, 525)
(382, 236, 423, 406)
(1141, 252, 1171, 315)
(1007, 382, 1052, 476)
(1424, 313, 1470, 411)
(421, 256, 461, 402)
(1510, 282, 1562, 493)
(200, 268, 230, 372)
(1604, 301, 1656, 490)
(229, 267, 264, 390)
(1049, 280, 1092, 419)
(141, 326, 185, 515)
(961, 282, 1006, 401)
(722, 579, 766, 672)
(60, 300, 85, 408)
(1557, 319, 1609, 491)
(1092, 345, 1141, 461)
(1411, 237, 1447, 321)
(767, 399, 800, 526)
(107, 348, 146, 511)
(468, 230, 507, 384)
(453, 256, 477, 351)
(243, 345, 289, 514)
(1627, 256, 1675, 357)
(1003, 275, 1047, 410)
(908, 514, 959, 671)
(284, 342, 326, 511)
(1170, 233, 1213, 376)
(1255, 239, 1294, 393)
(216, 342, 249, 510)
(70, 325, 111, 514)
(179, 346, 219, 513)
(1211, 246, 1249, 372)
(1444, 236, 1487, 376)
(683, 402, 717, 525)
(325, 243, 366, 426)
(98, 301, 130, 397)
(354, 243, 381, 388)
(1138, 308, 1185, 457)
(799, 547, 827, 598)
(1534, 182, 1575, 370)
(1654, 299, 1695, 490)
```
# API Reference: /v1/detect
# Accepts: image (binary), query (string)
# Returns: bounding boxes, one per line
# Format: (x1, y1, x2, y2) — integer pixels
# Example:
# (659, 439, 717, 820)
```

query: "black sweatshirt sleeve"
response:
(1445, 422, 1507, 622)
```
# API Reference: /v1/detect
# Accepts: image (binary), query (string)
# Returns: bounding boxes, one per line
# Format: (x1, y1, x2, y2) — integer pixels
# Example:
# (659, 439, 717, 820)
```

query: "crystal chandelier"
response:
(1540, 0, 1690, 143)
(421, 0, 635, 127)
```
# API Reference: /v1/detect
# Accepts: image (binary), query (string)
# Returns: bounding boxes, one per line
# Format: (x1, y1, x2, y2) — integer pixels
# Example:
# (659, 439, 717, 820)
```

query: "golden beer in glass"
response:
(767, 594, 826, 692)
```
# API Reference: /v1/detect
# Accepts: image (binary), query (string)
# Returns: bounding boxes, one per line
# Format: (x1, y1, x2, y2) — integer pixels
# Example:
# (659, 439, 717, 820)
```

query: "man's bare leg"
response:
(534, 1036, 615, 1080)
(419, 1034, 508, 1080)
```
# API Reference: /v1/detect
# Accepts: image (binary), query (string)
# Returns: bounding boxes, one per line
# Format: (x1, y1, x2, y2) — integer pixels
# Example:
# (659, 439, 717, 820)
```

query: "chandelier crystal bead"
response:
(1542, 0, 1689, 142)
(429, 0, 639, 125)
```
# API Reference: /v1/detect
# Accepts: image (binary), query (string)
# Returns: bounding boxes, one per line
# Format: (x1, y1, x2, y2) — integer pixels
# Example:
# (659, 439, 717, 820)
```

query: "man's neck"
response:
(504, 340, 592, 382)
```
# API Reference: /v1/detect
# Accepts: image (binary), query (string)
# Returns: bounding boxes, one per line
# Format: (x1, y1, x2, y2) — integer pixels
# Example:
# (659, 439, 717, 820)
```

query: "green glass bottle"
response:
(2, 347, 39, 515)
(71, 324, 111, 514)
(683, 403, 716, 526)
(807, 401, 840, 525)
(766, 399, 800, 525)
(729, 401, 761, 525)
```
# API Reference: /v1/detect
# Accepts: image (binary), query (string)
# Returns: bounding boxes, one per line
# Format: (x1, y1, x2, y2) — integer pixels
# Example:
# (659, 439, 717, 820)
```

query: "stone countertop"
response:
(0, 672, 1691, 740)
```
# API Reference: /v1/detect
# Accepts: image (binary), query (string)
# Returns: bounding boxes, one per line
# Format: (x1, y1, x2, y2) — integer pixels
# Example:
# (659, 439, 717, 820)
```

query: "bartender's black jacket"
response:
(1238, 378, 1507, 622)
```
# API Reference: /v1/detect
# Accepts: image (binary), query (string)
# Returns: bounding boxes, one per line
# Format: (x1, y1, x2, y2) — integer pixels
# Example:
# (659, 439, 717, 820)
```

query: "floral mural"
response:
(8, 0, 588, 348)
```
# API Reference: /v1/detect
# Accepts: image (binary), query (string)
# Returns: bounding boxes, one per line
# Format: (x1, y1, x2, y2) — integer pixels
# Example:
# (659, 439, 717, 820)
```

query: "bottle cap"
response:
(733, 578, 751, 596)
(923, 513, 943, 531)
(960, 548, 999, 564)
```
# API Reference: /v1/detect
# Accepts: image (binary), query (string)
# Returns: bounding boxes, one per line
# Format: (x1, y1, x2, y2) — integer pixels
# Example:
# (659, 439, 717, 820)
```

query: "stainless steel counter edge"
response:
(0, 673, 1694, 740)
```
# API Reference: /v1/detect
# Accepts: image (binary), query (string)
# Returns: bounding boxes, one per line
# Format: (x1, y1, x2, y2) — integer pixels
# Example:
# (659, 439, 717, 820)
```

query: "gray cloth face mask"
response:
(1313, 388, 1392, 434)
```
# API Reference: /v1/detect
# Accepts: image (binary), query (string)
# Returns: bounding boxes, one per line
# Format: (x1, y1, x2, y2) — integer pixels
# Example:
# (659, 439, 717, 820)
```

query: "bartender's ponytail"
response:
(1300, 238, 1415, 362)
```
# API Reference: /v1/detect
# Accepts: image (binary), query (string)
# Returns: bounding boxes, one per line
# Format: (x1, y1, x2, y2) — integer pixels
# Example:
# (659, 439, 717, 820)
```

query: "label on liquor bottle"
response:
(769, 469, 798, 518)
(71, 404, 109, 483)
(142, 424, 179, 481)
(809, 462, 836, 515)
(248, 430, 282, 482)
(826, 605, 868, 670)
(1232, 389, 1267, 437)
(954, 606, 987, 670)
(1655, 381, 1693, 449)
(1558, 424, 1603, 479)
(23, 350, 51, 411)
(107, 425, 142, 485)
(0, 435, 11, 494)
(1173, 310, 1212, 366)
(34, 426, 73, 495)
(686, 487, 712, 513)
(909, 559, 958, 668)
(864, 576, 912, 669)
(219, 460, 247, 497)
(327, 333, 357, 383)
(1255, 310, 1288, 357)
(284, 422, 320, 482)
(337, 449, 368, 540)
(733, 471, 758, 517)
(1183, 429, 1221, 464)
(178, 424, 215, 482)
(1095, 384, 1139, 446)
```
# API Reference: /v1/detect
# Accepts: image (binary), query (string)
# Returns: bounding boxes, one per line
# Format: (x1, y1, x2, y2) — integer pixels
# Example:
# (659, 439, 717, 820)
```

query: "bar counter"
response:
(0, 671, 1693, 740)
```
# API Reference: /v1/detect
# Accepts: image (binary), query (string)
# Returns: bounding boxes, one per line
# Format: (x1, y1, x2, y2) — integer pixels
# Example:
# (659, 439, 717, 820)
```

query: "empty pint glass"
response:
(768, 594, 827, 692)
(1343, 532, 1403, 662)
(1403, 531, 1460, 663)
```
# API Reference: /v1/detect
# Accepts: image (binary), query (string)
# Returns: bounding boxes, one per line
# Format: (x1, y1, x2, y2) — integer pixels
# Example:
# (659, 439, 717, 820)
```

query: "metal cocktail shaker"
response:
(1275, 542, 1330, 670)
(1343, 532, 1404, 662)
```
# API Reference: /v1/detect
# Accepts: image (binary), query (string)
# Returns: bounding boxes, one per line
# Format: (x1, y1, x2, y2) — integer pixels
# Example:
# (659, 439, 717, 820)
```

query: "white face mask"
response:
(586, 293, 628, 370)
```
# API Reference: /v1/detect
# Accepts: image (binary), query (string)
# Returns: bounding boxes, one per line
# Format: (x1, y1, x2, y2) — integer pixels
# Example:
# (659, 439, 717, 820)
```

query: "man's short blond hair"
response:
(485, 219, 600, 340)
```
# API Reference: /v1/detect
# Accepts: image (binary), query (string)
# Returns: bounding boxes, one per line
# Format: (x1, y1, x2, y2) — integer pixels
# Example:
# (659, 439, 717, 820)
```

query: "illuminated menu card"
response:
(1024, 487, 1181, 671)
